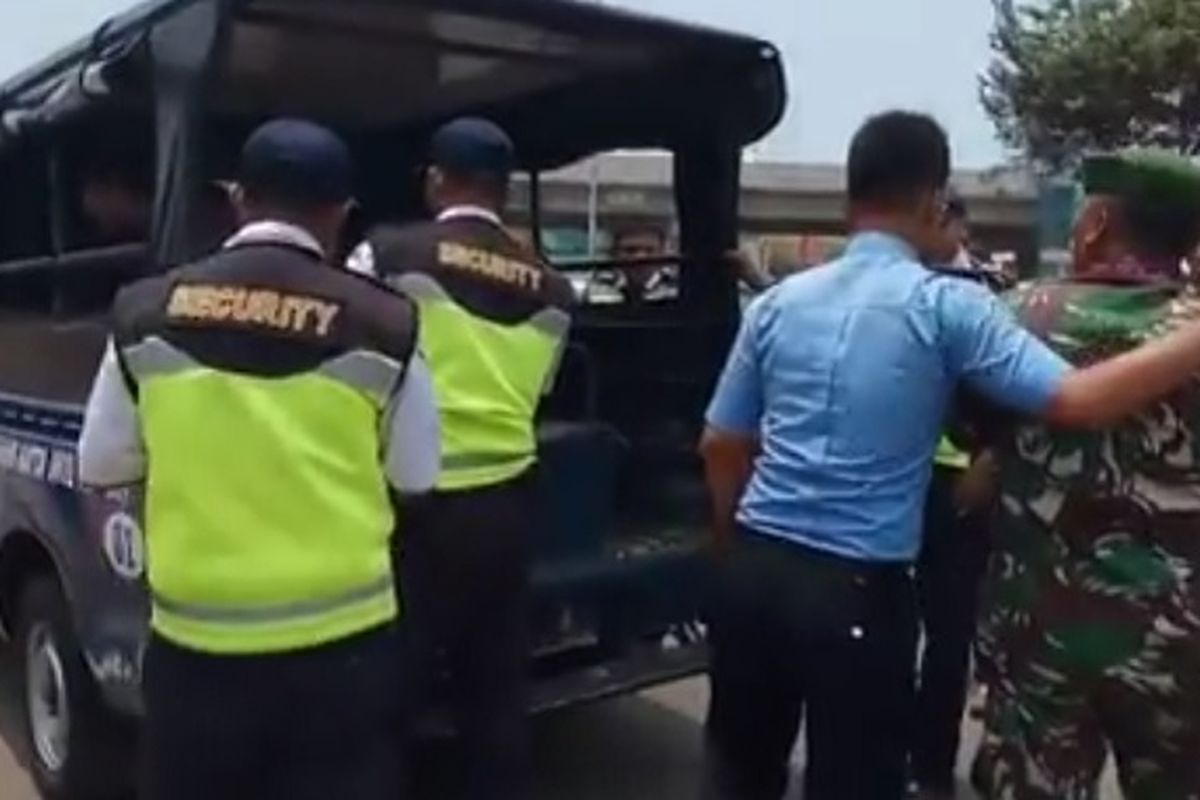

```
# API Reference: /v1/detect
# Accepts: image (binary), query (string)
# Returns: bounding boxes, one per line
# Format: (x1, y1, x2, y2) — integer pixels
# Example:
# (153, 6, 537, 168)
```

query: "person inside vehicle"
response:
(610, 225, 677, 303)
(78, 164, 152, 247)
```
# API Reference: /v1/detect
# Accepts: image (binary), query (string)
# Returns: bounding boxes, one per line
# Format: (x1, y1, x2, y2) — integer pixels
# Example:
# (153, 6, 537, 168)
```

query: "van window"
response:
(512, 151, 681, 306)
(0, 139, 56, 316)
(0, 141, 53, 264)
(0, 112, 154, 320)
(58, 115, 155, 253)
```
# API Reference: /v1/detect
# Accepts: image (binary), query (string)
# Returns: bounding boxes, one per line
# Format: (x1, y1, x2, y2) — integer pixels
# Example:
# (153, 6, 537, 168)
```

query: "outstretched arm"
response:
(1046, 324, 1200, 427)
(947, 279, 1200, 428)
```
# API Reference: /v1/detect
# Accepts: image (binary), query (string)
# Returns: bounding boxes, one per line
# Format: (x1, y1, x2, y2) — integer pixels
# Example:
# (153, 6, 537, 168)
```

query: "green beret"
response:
(1082, 149, 1200, 210)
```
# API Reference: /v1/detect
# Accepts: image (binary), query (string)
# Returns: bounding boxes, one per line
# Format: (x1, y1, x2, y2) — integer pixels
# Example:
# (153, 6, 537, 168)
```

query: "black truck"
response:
(0, 1, 785, 797)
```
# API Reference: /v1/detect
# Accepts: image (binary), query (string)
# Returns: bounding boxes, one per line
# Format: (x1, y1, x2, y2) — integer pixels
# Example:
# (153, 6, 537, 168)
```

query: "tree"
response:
(981, 0, 1200, 171)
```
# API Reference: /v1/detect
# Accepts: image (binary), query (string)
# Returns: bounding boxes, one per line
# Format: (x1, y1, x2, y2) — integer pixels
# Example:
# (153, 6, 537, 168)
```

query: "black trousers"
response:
(400, 472, 534, 800)
(142, 624, 400, 800)
(911, 468, 992, 793)
(703, 529, 918, 800)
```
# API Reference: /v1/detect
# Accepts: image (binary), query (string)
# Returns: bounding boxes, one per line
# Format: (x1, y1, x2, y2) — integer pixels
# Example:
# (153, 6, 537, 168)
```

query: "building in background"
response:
(509, 152, 1039, 277)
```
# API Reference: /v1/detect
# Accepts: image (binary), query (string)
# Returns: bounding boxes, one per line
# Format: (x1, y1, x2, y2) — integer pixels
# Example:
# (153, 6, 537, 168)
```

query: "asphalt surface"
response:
(0, 673, 982, 800)
(0, 671, 1118, 799)
(0, 733, 31, 799)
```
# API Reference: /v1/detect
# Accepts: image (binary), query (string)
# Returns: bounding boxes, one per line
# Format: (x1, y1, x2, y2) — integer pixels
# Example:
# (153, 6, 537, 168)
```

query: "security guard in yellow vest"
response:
(78, 119, 440, 800)
(349, 118, 573, 800)
(909, 189, 999, 798)
(912, 436, 995, 797)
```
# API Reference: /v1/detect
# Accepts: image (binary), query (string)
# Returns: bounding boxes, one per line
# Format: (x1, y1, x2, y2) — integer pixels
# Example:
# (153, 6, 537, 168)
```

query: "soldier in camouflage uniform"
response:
(973, 150, 1200, 800)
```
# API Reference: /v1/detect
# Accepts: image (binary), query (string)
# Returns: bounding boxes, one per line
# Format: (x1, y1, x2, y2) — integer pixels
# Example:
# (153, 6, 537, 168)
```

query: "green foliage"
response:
(982, 0, 1200, 170)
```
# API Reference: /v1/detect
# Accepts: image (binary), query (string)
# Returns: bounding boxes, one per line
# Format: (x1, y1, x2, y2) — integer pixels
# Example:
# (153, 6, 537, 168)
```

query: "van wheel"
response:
(17, 577, 132, 800)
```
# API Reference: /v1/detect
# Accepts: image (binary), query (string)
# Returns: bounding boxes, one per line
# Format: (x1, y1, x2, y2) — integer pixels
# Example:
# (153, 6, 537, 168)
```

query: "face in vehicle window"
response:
(79, 170, 152, 248)
(609, 228, 677, 304)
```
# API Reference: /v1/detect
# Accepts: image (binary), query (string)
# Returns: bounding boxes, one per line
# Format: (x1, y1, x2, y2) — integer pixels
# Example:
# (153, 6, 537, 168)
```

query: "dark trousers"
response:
(142, 624, 400, 800)
(703, 529, 918, 800)
(911, 468, 992, 793)
(400, 472, 534, 800)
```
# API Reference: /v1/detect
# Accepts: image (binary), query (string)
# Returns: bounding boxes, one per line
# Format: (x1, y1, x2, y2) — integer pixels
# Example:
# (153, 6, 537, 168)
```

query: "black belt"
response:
(736, 525, 913, 587)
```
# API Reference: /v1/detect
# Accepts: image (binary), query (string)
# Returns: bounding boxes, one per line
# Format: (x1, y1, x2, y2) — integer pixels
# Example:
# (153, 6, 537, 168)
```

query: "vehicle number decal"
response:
(46, 449, 76, 488)
(15, 443, 48, 479)
(88, 650, 137, 684)
(0, 435, 17, 470)
(0, 433, 77, 486)
(103, 512, 145, 581)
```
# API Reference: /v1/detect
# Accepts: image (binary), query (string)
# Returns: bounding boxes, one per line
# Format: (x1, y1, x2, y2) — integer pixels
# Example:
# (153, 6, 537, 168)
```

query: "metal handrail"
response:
(0, 243, 148, 278)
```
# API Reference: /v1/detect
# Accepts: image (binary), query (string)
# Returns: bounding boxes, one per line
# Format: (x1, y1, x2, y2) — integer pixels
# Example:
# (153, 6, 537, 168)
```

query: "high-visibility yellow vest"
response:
(371, 216, 574, 492)
(397, 274, 568, 490)
(114, 242, 417, 655)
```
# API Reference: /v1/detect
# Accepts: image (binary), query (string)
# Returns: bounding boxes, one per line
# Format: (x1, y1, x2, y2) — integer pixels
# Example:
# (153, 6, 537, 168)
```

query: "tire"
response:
(16, 576, 133, 800)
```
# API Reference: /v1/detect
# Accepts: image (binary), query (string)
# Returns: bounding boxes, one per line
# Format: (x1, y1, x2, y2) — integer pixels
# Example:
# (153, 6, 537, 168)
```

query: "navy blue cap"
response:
(430, 117, 515, 177)
(240, 118, 353, 205)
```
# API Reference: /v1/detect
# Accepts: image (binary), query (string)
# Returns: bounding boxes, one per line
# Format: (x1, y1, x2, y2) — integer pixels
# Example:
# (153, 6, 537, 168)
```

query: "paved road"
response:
(0, 731, 32, 799)
(0, 675, 1117, 799)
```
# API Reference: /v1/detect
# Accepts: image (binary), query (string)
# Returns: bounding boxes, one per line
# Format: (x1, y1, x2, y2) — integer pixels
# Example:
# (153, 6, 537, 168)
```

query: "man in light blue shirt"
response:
(708, 231, 1063, 562)
(700, 111, 1200, 800)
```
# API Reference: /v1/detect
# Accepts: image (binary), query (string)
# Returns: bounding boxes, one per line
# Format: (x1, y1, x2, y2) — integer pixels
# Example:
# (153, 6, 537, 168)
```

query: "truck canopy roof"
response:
(0, 0, 786, 170)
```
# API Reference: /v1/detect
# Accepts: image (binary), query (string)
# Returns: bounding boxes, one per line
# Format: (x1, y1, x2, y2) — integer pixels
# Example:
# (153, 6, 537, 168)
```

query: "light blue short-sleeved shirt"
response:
(705, 231, 1071, 562)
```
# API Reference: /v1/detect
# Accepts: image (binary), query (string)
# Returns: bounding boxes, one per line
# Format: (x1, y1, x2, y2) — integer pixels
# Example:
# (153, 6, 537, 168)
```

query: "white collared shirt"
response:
(436, 204, 503, 227)
(223, 220, 324, 257)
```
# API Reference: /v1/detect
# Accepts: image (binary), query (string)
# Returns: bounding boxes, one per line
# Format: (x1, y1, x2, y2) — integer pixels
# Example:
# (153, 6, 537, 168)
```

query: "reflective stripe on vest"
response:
(392, 272, 568, 491)
(149, 577, 395, 655)
(122, 336, 400, 655)
(123, 337, 403, 401)
(440, 450, 535, 471)
(151, 575, 393, 624)
(934, 435, 970, 470)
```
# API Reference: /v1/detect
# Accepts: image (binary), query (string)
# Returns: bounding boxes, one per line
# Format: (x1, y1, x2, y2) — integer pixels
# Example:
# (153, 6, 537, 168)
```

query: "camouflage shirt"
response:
(981, 274, 1200, 683)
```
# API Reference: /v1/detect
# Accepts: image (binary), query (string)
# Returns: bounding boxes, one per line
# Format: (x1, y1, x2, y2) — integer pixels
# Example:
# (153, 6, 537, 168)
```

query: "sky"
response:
(0, 0, 1007, 167)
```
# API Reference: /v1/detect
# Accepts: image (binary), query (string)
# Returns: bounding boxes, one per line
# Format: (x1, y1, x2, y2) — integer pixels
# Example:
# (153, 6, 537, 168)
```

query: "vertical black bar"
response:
(675, 138, 741, 323)
(529, 169, 546, 259)
(46, 151, 68, 257)
(149, 0, 229, 269)
(47, 149, 70, 317)
(674, 138, 743, 417)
